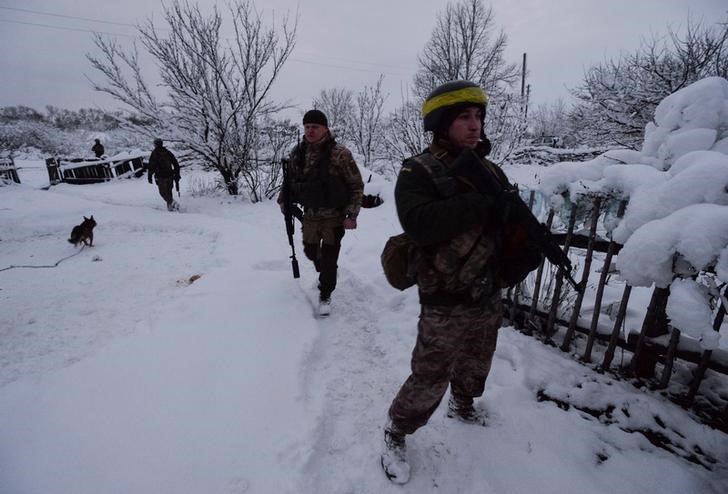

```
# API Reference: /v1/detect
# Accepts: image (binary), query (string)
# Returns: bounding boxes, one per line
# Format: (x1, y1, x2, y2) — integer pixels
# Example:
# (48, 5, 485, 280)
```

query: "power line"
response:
(1, 13, 417, 77)
(0, 5, 138, 27)
(0, 18, 135, 37)
(288, 57, 412, 77)
(1, 3, 418, 74)
(295, 49, 417, 72)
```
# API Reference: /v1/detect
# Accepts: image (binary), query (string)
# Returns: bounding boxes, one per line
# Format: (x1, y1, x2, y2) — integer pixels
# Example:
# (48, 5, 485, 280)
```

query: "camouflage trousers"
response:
(302, 216, 345, 300)
(156, 177, 175, 206)
(388, 298, 502, 435)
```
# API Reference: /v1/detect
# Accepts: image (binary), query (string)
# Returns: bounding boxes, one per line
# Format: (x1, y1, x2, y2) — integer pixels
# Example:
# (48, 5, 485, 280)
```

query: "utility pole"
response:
(521, 53, 530, 137)
(521, 53, 527, 98)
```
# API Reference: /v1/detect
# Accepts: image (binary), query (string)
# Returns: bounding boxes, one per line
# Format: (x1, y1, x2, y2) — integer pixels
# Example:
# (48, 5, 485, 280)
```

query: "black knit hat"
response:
(303, 109, 328, 127)
(421, 80, 488, 133)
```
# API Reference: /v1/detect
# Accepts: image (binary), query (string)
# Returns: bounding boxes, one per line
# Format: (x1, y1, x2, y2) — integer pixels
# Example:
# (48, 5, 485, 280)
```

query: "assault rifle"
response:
(451, 148, 583, 293)
(281, 157, 303, 279)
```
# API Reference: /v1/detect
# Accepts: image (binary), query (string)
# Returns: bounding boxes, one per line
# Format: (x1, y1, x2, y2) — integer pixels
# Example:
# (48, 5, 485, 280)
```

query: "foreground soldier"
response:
(278, 110, 363, 316)
(147, 138, 181, 211)
(382, 81, 507, 483)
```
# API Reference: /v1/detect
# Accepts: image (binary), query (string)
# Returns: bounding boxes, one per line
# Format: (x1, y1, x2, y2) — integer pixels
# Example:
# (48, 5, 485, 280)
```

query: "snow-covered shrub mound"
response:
(641, 77, 728, 170)
(535, 77, 728, 349)
(613, 151, 728, 242)
(616, 204, 728, 288)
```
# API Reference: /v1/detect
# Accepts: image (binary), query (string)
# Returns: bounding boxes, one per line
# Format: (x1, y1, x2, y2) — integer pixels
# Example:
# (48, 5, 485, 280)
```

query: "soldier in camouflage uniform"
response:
(278, 109, 364, 316)
(381, 81, 504, 484)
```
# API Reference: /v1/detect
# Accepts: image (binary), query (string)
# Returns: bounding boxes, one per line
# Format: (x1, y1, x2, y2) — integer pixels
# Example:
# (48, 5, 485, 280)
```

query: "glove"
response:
(343, 216, 357, 230)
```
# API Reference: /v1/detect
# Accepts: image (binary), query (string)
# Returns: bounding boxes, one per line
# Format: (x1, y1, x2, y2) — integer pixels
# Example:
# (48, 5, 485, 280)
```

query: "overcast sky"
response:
(1, 0, 726, 118)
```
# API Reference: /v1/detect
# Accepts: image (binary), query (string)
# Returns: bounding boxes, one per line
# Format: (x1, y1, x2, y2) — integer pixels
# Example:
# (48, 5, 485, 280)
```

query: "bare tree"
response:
(529, 99, 571, 140)
(413, 0, 519, 100)
(384, 99, 428, 166)
(570, 16, 727, 149)
(312, 87, 355, 142)
(351, 75, 388, 169)
(87, 0, 297, 198)
(253, 117, 298, 200)
(413, 0, 524, 161)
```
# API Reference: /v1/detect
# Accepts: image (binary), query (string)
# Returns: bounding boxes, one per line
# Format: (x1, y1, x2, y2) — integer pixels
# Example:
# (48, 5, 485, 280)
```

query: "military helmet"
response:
(421, 80, 488, 133)
(153, 138, 163, 147)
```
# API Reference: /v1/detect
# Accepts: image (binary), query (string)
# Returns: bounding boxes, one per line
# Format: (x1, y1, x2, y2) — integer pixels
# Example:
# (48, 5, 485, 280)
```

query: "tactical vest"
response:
(290, 140, 350, 210)
(406, 151, 498, 306)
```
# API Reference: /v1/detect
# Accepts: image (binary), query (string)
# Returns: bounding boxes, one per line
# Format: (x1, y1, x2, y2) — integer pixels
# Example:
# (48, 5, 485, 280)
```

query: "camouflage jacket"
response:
(281, 134, 364, 221)
(395, 141, 502, 306)
(148, 146, 180, 180)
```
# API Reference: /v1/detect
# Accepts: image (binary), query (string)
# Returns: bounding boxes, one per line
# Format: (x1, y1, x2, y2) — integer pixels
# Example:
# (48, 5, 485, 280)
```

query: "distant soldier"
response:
(92, 139, 105, 158)
(147, 138, 180, 211)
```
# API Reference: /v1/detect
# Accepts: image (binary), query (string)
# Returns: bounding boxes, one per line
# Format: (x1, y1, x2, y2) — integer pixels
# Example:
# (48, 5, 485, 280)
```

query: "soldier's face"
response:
(304, 124, 328, 144)
(447, 106, 482, 149)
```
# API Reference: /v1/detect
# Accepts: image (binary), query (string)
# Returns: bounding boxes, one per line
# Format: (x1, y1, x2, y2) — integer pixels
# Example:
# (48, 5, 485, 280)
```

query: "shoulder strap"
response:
(408, 151, 454, 196)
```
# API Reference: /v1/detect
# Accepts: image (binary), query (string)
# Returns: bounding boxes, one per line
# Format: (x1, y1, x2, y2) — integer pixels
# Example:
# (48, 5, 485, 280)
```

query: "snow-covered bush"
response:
(535, 77, 728, 349)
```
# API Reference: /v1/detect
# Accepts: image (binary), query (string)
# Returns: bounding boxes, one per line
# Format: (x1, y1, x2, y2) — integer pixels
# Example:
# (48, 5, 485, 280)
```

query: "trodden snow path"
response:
(1, 163, 726, 493)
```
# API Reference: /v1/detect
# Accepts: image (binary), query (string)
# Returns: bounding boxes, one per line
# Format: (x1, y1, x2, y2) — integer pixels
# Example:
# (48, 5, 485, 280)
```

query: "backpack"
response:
(379, 155, 445, 290)
(380, 232, 417, 290)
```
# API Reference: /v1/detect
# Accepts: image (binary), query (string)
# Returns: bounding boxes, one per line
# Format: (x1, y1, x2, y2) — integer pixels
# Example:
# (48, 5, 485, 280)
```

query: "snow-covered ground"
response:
(1, 162, 726, 494)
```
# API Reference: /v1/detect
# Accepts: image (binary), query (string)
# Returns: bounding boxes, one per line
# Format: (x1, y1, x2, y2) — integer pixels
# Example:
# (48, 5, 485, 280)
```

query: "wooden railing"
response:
(0, 156, 20, 184)
(45, 156, 145, 185)
(503, 191, 727, 420)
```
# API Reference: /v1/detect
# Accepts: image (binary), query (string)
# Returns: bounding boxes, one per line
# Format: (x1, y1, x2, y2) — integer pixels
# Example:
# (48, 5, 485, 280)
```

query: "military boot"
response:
(381, 421, 410, 484)
(446, 394, 487, 426)
(317, 296, 331, 317)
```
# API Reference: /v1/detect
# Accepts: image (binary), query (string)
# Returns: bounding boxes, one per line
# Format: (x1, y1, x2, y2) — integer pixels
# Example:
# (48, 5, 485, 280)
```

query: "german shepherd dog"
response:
(68, 215, 97, 247)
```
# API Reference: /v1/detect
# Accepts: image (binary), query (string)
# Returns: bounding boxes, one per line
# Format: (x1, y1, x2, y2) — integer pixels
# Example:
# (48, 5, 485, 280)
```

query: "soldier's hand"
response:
(343, 216, 357, 230)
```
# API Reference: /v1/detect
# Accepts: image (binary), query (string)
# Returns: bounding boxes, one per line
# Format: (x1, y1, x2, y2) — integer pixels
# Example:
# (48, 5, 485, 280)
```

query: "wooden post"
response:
(582, 200, 627, 361)
(601, 285, 633, 370)
(561, 197, 601, 353)
(630, 285, 671, 377)
(658, 327, 681, 388)
(685, 295, 726, 404)
(510, 190, 537, 329)
(527, 210, 555, 334)
(545, 203, 578, 340)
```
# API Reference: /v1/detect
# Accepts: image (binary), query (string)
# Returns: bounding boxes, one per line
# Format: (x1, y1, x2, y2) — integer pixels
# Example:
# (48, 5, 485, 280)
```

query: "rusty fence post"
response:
(685, 290, 726, 404)
(581, 200, 627, 361)
(545, 203, 578, 341)
(527, 210, 555, 334)
(561, 196, 602, 353)
(601, 285, 633, 370)
(629, 285, 671, 378)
